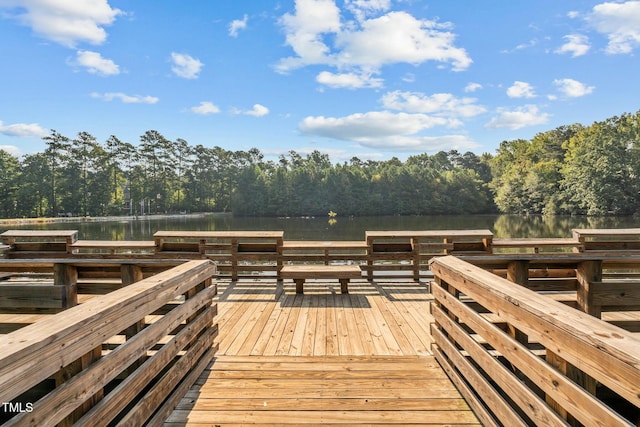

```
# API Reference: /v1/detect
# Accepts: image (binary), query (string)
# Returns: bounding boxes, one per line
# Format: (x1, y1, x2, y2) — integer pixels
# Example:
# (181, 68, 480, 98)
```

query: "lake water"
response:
(2, 213, 640, 241)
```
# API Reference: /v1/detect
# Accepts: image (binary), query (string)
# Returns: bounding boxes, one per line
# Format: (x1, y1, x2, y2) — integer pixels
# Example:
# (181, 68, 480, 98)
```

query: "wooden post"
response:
(576, 260, 602, 317)
(545, 350, 575, 425)
(506, 261, 531, 385)
(570, 260, 600, 399)
(412, 237, 420, 281)
(231, 238, 239, 281)
(54, 263, 78, 308)
(121, 264, 146, 373)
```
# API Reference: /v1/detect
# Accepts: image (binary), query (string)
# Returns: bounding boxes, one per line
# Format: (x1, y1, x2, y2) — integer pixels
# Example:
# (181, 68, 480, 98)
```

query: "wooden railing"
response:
(0, 259, 217, 426)
(4, 227, 640, 281)
(429, 255, 640, 426)
(0, 259, 186, 333)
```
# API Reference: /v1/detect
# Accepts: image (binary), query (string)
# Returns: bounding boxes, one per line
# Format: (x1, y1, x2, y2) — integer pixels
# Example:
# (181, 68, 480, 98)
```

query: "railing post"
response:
(54, 262, 78, 308)
(576, 260, 602, 317)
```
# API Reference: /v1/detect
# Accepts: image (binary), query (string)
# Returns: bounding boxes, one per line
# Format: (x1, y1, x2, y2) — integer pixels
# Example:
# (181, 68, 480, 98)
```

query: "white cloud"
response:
(345, 0, 391, 22)
(71, 50, 119, 75)
(276, 0, 342, 71)
(0, 0, 122, 47)
(191, 101, 220, 115)
(485, 105, 550, 130)
(0, 145, 22, 156)
(91, 92, 159, 104)
(316, 71, 383, 88)
(300, 111, 477, 151)
(381, 91, 486, 119)
(276, 3, 471, 77)
(507, 81, 536, 98)
(0, 120, 48, 138)
(555, 34, 591, 57)
(502, 39, 538, 54)
(170, 52, 203, 79)
(464, 83, 482, 93)
(587, 1, 640, 54)
(553, 78, 595, 97)
(352, 134, 478, 151)
(229, 14, 248, 37)
(300, 111, 449, 139)
(335, 12, 471, 71)
(233, 104, 270, 117)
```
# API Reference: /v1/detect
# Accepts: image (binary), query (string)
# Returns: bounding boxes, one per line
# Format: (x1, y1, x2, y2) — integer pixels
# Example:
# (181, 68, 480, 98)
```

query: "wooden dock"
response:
(3, 227, 640, 425)
(165, 279, 480, 426)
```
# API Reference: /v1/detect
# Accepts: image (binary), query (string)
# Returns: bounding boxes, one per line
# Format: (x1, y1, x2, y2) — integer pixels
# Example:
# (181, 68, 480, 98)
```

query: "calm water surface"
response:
(3, 214, 640, 241)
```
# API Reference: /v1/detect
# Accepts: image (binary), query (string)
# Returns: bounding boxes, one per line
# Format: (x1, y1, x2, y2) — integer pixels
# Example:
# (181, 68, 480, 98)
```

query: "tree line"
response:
(0, 109, 639, 219)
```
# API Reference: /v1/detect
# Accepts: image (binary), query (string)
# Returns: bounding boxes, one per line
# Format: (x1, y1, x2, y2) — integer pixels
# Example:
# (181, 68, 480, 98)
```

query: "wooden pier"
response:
(1, 228, 640, 426)
(165, 279, 479, 426)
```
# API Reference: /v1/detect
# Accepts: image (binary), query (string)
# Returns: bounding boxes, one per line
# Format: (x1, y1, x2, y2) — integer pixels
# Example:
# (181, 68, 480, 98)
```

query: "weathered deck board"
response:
(166, 355, 479, 426)
(165, 279, 479, 426)
(213, 279, 434, 357)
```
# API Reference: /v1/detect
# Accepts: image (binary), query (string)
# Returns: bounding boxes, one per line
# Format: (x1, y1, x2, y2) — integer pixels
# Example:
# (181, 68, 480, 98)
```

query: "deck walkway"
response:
(166, 279, 480, 426)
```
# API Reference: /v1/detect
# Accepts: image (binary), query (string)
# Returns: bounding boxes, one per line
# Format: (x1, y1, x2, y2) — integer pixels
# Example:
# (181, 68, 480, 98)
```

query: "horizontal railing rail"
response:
(3, 227, 640, 281)
(0, 259, 217, 426)
(429, 255, 640, 426)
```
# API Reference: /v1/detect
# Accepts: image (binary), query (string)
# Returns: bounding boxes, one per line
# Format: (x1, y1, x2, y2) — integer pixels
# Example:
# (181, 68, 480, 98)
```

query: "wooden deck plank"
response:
(168, 355, 477, 426)
(166, 278, 479, 426)
(269, 293, 301, 356)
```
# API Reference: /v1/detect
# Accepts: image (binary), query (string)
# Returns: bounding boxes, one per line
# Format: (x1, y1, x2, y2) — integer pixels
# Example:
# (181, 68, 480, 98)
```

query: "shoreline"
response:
(0, 212, 223, 227)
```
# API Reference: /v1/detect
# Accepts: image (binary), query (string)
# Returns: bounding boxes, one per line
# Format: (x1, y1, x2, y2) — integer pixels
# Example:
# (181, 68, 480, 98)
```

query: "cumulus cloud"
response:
(301, 111, 447, 138)
(507, 81, 536, 98)
(381, 91, 486, 119)
(298, 111, 478, 152)
(229, 14, 248, 37)
(464, 82, 483, 93)
(170, 52, 203, 79)
(316, 71, 383, 88)
(191, 101, 220, 115)
(91, 92, 159, 104)
(345, 0, 391, 22)
(553, 78, 595, 97)
(276, 2, 471, 88)
(555, 34, 591, 57)
(485, 105, 550, 130)
(0, 0, 122, 47)
(587, 1, 640, 54)
(335, 12, 471, 71)
(71, 50, 119, 75)
(233, 104, 270, 117)
(0, 120, 48, 138)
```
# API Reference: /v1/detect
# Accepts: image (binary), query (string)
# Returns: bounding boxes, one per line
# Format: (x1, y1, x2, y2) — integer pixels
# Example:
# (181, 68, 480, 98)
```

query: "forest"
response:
(0, 110, 639, 219)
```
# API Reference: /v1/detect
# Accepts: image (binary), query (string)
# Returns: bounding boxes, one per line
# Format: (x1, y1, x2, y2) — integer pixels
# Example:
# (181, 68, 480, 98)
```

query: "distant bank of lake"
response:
(2, 213, 640, 241)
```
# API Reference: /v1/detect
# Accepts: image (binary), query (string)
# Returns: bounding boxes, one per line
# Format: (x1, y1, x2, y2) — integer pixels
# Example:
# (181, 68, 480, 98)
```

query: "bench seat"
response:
(280, 265, 362, 293)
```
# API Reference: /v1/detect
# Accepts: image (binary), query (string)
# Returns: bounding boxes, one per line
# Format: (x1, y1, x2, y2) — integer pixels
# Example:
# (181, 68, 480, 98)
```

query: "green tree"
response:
(42, 129, 70, 216)
(0, 150, 20, 218)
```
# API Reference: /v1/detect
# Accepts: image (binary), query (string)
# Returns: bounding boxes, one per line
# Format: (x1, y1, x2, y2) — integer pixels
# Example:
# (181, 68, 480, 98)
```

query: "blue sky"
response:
(1, 1, 639, 162)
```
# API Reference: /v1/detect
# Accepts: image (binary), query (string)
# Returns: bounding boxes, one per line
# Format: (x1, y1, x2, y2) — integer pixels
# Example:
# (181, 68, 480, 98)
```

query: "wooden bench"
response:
(0, 230, 78, 258)
(573, 228, 640, 254)
(280, 265, 362, 293)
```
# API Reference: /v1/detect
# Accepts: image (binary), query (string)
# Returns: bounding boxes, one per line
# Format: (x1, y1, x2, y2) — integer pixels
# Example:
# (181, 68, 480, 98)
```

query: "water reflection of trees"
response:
(491, 215, 640, 238)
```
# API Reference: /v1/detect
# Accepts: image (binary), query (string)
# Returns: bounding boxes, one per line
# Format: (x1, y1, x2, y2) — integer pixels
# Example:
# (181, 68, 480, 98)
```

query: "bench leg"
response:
(339, 278, 349, 294)
(294, 278, 305, 294)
